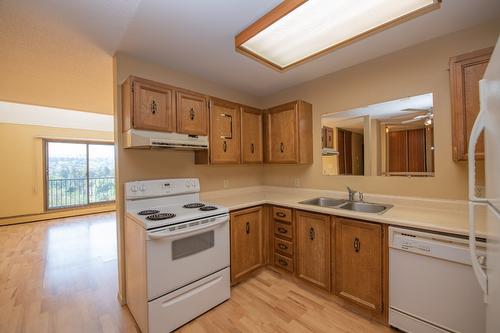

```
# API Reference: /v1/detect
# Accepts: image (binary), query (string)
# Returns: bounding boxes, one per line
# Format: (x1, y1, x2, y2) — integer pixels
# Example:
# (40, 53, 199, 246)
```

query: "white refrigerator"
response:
(468, 36, 500, 333)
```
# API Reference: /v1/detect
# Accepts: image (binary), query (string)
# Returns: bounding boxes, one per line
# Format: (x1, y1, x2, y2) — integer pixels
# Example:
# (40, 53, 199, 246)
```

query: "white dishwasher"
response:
(389, 227, 486, 333)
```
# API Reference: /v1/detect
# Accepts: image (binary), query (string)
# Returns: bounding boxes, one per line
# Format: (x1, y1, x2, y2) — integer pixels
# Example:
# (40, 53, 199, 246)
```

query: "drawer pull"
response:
(250, 143, 255, 154)
(276, 212, 286, 218)
(245, 222, 250, 234)
(189, 107, 195, 120)
(309, 227, 315, 241)
(354, 237, 361, 253)
(278, 259, 288, 267)
(280, 142, 284, 153)
(278, 243, 288, 250)
(223, 141, 227, 152)
(277, 227, 288, 234)
(151, 100, 157, 114)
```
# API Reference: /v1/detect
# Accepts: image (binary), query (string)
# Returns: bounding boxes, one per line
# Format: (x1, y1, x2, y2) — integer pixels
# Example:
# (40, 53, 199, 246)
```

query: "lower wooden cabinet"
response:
(230, 206, 264, 284)
(334, 217, 386, 321)
(296, 210, 331, 291)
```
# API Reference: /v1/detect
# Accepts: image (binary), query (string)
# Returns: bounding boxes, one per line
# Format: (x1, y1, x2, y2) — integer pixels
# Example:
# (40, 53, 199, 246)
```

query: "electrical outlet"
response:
(223, 179, 229, 189)
(294, 178, 301, 187)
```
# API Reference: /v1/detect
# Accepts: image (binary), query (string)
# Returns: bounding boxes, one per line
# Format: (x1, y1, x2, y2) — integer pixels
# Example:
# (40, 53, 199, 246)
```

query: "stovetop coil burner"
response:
(183, 203, 205, 209)
(137, 209, 160, 216)
(199, 206, 217, 211)
(146, 213, 176, 221)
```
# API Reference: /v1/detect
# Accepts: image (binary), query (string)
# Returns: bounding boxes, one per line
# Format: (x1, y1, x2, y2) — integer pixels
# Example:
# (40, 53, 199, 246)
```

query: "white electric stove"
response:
(125, 178, 230, 333)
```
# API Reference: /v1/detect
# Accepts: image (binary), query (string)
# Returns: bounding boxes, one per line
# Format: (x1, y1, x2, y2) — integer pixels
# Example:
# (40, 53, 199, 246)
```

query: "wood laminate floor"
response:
(0, 213, 395, 333)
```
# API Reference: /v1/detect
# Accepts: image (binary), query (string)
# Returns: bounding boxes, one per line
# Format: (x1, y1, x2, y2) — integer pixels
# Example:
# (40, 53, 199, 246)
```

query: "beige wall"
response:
(0, 123, 115, 225)
(0, 2, 113, 114)
(261, 19, 500, 200)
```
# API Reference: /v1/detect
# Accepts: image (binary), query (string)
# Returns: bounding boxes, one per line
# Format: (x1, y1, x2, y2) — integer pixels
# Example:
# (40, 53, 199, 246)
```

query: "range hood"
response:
(321, 148, 339, 156)
(123, 129, 208, 150)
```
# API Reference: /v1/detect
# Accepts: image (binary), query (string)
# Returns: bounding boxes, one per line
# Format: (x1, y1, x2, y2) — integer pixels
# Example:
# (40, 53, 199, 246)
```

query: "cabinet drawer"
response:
(274, 222, 293, 240)
(274, 237, 293, 257)
(274, 253, 293, 272)
(272, 206, 292, 223)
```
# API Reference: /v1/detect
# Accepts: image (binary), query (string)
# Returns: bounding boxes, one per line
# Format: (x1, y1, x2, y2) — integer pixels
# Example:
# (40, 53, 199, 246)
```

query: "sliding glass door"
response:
(45, 140, 115, 210)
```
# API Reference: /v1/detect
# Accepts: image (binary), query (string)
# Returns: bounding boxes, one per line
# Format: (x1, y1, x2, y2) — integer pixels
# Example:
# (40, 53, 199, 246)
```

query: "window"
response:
(45, 140, 115, 210)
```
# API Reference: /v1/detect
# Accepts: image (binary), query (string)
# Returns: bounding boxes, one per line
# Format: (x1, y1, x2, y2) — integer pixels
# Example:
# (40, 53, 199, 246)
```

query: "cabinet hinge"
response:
(207, 101, 211, 110)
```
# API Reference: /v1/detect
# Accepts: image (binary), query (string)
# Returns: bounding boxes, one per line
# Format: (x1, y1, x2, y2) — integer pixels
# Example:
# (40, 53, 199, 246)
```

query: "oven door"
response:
(146, 214, 229, 300)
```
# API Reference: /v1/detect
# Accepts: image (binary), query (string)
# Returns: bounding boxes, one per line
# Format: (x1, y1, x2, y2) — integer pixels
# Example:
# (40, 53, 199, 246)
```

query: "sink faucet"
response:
(347, 186, 357, 201)
(347, 186, 364, 202)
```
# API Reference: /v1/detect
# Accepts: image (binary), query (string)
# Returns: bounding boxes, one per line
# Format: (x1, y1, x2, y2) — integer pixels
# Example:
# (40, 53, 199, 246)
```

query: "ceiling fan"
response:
(400, 107, 433, 125)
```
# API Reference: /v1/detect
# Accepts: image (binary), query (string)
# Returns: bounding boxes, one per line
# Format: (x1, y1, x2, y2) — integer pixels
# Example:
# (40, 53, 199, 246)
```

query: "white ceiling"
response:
(3, 0, 500, 96)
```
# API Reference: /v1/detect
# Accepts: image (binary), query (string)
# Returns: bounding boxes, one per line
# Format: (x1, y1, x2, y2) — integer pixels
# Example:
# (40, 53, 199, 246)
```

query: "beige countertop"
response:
(201, 186, 488, 238)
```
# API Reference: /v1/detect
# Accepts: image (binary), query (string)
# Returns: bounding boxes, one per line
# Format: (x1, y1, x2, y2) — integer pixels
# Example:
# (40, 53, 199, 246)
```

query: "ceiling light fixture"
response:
(235, 0, 441, 71)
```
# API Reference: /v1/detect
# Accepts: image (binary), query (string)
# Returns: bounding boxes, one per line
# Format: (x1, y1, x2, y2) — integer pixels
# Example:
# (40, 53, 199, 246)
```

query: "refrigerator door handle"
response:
(468, 82, 488, 203)
(468, 202, 488, 295)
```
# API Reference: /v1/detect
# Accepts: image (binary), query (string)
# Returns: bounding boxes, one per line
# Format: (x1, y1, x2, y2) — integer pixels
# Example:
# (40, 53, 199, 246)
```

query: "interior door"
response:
(407, 128, 426, 172)
(388, 130, 408, 172)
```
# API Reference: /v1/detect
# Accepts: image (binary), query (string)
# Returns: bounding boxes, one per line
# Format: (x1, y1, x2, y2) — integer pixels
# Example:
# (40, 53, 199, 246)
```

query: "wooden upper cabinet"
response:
(209, 98, 241, 164)
(176, 90, 208, 136)
(296, 211, 331, 291)
(450, 47, 493, 161)
(230, 206, 264, 284)
(241, 106, 263, 163)
(122, 76, 176, 132)
(335, 217, 383, 316)
(264, 100, 313, 164)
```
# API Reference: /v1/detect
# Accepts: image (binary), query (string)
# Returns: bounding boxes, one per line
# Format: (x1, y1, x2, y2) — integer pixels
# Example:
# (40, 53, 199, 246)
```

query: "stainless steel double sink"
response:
(299, 197, 393, 214)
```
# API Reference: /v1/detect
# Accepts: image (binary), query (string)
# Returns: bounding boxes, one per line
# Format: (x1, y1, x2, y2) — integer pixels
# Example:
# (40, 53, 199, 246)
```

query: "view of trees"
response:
(47, 142, 115, 209)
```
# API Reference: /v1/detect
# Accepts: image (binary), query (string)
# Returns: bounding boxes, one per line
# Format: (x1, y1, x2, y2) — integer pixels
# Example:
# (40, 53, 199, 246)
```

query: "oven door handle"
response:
(147, 216, 228, 240)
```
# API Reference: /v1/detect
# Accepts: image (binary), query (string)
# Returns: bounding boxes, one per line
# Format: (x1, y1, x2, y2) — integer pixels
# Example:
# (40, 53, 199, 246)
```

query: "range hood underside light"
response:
(235, 0, 441, 71)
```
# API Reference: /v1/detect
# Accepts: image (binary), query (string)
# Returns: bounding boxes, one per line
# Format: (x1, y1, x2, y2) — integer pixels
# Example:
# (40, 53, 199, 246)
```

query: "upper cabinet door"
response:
(241, 106, 263, 164)
(132, 78, 176, 132)
(210, 98, 241, 164)
(450, 47, 493, 161)
(176, 90, 208, 136)
(266, 102, 298, 163)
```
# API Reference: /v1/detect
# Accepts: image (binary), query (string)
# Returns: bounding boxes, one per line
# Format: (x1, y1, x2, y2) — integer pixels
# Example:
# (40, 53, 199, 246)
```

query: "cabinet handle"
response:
(250, 143, 255, 154)
(278, 243, 288, 250)
(280, 142, 284, 153)
(223, 141, 227, 152)
(189, 107, 195, 120)
(277, 227, 288, 234)
(278, 259, 288, 267)
(309, 227, 315, 241)
(246, 222, 250, 234)
(151, 100, 157, 114)
(354, 237, 361, 253)
(276, 212, 286, 218)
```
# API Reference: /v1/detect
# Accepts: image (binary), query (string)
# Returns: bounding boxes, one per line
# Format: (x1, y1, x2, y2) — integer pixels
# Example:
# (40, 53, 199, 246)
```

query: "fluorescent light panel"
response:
(237, 0, 440, 70)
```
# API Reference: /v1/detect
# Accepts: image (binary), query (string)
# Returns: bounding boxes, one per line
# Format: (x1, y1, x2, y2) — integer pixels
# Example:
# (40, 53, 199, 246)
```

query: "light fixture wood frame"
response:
(235, 0, 442, 72)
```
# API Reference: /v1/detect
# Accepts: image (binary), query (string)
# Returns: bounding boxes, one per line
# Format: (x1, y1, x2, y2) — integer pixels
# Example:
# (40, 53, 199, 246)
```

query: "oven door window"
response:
(172, 230, 214, 260)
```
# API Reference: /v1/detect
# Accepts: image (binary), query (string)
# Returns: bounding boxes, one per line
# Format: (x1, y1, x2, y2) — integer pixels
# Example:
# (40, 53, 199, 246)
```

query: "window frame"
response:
(43, 138, 116, 211)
